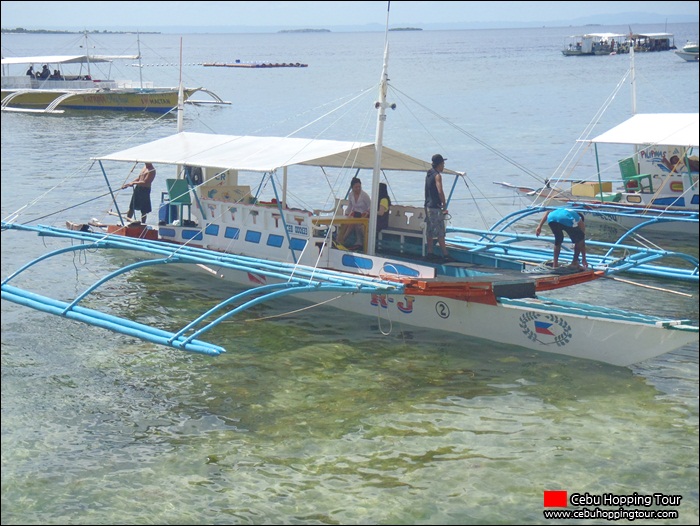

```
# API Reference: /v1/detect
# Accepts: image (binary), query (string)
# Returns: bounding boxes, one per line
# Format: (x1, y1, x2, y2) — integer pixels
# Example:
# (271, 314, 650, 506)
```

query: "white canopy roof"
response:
(1, 54, 138, 66)
(94, 132, 461, 175)
(585, 113, 699, 147)
(567, 33, 625, 39)
(583, 33, 625, 39)
(631, 32, 674, 39)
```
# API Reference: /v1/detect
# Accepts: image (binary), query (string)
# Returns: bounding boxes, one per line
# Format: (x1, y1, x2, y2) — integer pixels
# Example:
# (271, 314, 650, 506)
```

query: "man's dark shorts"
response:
(549, 222, 584, 245)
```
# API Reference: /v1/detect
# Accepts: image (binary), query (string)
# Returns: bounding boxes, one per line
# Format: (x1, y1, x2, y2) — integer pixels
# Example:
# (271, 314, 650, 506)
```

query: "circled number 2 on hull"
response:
(436, 301, 450, 319)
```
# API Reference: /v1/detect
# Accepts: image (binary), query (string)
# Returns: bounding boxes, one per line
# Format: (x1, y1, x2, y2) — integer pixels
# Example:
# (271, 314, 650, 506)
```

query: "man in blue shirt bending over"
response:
(536, 208, 587, 269)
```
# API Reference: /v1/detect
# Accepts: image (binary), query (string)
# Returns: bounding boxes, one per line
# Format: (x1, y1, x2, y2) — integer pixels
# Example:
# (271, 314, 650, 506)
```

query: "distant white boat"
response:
(627, 32, 676, 52)
(675, 41, 699, 62)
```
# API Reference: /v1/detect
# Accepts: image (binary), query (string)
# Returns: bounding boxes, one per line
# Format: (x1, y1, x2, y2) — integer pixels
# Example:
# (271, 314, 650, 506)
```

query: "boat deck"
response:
(379, 252, 600, 302)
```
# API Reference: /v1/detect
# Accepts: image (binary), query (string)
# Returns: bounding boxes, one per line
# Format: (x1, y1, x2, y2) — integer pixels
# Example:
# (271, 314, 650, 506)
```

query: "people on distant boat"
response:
(424, 154, 451, 262)
(122, 162, 157, 223)
(375, 182, 391, 237)
(50, 69, 63, 80)
(336, 176, 371, 250)
(536, 208, 587, 269)
(25, 65, 34, 76)
(39, 64, 50, 79)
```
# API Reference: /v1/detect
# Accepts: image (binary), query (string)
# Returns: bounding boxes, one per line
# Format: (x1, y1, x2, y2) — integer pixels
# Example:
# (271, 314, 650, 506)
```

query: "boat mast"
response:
(630, 45, 636, 115)
(137, 31, 144, 89)
(176, 38, 184, 190)
(177, 38, 184, 132)
(367, 1, 394, 256)
(83, 31, 91, 78)
(629, 45, 641, 163)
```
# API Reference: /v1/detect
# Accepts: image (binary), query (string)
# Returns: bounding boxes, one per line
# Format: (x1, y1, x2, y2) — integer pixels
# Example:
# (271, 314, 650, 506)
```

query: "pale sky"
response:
(1, 1, 698, 31)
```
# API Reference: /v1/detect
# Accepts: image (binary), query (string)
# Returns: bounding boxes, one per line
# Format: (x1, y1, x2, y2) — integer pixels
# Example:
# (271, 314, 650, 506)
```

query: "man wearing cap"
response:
(424, 154, 452, 261)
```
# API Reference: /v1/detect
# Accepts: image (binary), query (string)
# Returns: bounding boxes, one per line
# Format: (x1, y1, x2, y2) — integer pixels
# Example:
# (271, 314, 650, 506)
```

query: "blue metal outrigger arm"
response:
(1, 222, 404, 356)
(445, 205, 699, 283)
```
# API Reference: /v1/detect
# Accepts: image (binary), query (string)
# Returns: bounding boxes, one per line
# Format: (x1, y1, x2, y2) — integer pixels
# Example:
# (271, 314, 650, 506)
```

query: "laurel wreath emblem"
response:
(519, 312, 573, 346)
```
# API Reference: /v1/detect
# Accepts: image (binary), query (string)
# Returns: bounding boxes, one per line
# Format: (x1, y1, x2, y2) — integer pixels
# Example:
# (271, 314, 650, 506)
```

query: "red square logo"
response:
(544, 490, 568, 507)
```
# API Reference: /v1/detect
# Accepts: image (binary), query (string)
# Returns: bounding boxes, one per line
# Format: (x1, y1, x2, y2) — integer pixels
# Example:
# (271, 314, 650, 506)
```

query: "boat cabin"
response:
(1, 55, 141, 91)
(628, 32, 676, 52)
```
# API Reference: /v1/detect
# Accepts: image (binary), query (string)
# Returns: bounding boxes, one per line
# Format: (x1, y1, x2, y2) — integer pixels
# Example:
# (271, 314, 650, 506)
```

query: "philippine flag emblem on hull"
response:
(519, 312, 573, 347)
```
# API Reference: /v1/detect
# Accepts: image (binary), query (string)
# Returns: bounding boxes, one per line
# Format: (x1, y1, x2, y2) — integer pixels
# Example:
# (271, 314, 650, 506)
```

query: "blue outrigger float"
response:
(2, 223, 407, 357)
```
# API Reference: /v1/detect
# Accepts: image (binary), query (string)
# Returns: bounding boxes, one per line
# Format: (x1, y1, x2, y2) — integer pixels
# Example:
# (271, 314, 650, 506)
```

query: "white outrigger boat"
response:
(2, 12, 698, 368)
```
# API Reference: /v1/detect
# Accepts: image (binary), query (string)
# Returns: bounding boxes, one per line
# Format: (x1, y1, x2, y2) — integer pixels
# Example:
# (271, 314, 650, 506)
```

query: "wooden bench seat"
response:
(378, 205, 426, 256)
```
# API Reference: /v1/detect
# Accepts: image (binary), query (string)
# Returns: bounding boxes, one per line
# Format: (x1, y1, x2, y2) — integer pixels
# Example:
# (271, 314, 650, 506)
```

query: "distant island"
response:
(389, 27, 422, 31)
(1, 27, 159, 34)
(278, 29, 330, 33)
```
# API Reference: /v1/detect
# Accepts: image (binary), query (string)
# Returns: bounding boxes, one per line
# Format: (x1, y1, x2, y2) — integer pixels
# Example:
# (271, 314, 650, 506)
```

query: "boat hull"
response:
(530, 197, 699, 237)
(675, 50, 699, 62)
(1, 88, 200, 113)
(562, 50, 615, 56)
(205, 264, 697, 367)
(496, 185, 699, 239)
(580, 208, 699, 236)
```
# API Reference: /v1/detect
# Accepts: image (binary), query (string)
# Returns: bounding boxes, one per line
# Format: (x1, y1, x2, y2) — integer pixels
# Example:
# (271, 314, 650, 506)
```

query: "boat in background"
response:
(1, 55, 229, 114)
(1, 34, 229, 114)
(562, 33, 627, 56)
(627, 32, 676, 52)
(496, 113, 699, 239)
(675, 41, 699, 62)
(561, 31, 676, 56)
(504, 43, 698, 240)
(2, 9, 697, 367)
